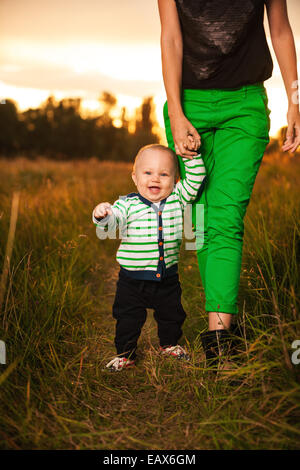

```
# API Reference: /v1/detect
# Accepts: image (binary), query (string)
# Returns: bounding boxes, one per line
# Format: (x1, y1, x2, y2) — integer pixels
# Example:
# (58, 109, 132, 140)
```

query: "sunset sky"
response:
(0, 0, 300, 138)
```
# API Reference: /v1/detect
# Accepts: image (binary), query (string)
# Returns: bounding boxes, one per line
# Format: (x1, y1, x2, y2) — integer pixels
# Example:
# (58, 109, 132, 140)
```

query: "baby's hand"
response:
(186, 135, 201, 156)
(175, 135, 200, 160)
(93, 202, 112, 219)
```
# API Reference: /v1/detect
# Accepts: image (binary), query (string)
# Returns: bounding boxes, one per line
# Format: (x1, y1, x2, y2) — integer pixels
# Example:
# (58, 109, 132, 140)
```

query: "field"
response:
(0, 153, 299, 450)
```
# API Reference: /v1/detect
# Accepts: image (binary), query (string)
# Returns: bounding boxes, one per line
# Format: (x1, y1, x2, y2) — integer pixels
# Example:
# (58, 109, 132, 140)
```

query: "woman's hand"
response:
(169, 112, 201, 159)
(282, 105, 300, 154)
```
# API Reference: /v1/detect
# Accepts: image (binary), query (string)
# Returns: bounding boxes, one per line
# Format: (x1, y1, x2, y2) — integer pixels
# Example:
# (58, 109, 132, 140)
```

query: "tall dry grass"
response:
(0, 154, 299, 450)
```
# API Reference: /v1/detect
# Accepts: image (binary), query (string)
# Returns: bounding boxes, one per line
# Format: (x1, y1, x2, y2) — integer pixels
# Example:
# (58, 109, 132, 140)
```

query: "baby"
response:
(92, 144, 206, 371)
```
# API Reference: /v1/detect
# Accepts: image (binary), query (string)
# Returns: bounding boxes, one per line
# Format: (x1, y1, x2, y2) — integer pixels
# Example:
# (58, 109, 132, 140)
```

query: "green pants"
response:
(163, 82, 271, 315)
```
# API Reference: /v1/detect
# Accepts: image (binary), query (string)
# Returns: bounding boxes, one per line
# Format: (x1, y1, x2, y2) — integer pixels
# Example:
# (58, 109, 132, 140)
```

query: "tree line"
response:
(0, 91, 289, 160)
(0, 92, 160, 161)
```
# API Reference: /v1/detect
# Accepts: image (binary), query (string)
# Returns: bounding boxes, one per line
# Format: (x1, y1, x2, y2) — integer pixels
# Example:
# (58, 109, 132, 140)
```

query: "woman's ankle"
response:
(208, 311, 232, 330)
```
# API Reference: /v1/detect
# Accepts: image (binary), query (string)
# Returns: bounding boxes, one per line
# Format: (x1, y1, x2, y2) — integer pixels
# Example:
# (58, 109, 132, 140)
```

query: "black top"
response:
(174, 0, 273, 89)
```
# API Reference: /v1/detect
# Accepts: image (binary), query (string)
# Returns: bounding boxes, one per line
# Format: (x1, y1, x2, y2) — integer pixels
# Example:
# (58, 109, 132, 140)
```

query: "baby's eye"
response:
(161, 173, 169, 177)
(145, 171, 151, 175)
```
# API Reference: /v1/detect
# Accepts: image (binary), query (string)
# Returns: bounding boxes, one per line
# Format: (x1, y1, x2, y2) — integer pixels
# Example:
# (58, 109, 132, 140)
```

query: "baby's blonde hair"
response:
(133, 144, 179, 181)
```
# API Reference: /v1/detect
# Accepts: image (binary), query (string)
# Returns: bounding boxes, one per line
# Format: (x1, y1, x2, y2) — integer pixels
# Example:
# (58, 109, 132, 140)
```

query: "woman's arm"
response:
(158, 0, 201, 157)
(265, 0, 300, 153)
(158, 0, 183, 119)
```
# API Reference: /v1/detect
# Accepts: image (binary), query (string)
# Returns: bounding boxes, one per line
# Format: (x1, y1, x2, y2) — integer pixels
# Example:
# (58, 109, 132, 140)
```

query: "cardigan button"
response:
(159, 241, 163, 246)
(156, 273, 161, 278)
(158, 211, 162, 216)
(159, 226, 163, 231)
(159, 256, 163, 261)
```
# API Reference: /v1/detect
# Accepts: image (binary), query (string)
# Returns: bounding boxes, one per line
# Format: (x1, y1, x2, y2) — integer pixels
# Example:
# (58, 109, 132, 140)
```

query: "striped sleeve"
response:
(174, 153, 206, 206)
(92, 198, 128, 231)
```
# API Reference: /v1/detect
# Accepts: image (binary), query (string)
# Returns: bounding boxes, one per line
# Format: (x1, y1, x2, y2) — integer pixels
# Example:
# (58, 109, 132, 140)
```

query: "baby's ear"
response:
(131, 172, 137, 185)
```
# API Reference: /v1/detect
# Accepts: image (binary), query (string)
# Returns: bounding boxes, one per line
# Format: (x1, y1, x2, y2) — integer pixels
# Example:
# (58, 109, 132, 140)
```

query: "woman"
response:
(158, 0, 300, 364)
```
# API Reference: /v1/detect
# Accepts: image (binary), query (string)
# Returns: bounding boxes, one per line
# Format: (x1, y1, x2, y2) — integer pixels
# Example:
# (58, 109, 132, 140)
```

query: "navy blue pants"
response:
(112, 270, 187, 359)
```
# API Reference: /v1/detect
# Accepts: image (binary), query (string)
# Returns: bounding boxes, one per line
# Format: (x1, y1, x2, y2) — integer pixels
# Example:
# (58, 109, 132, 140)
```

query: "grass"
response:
(0, 154, 299, 450)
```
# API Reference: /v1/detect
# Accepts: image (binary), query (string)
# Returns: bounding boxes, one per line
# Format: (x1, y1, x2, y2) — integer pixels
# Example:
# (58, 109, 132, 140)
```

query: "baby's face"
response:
(132, 149, 176, 203)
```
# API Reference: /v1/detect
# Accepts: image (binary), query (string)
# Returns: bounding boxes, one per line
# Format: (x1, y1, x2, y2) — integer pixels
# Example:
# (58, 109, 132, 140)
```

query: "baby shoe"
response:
(159, 345, 190, 361)
(105, 356, 135, 372)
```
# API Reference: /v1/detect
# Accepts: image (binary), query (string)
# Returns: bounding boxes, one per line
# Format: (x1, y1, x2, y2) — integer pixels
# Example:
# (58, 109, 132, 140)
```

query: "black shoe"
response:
(201, 329, 246, 387)
(200, 329, 235, 369)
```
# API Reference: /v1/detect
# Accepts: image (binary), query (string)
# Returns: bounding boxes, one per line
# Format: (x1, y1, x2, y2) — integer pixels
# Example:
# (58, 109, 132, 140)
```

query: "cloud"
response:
(0, 63, 163, 98)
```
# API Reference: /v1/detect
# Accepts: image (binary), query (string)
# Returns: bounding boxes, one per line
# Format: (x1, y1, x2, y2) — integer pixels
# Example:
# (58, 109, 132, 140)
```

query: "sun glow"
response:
(2, 39, 161, 83)
(267, 87, 290, 137)
(0, 79, 289, 139)
(1, 37, 298, 139)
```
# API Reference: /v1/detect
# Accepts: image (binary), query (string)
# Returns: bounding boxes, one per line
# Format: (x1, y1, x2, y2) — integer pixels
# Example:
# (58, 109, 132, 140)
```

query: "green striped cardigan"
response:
(93, 154, 206, 281)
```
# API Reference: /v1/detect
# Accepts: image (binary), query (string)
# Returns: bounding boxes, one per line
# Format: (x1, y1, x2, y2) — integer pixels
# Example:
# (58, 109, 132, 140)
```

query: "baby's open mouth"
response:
(148, 186, 161, 193)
